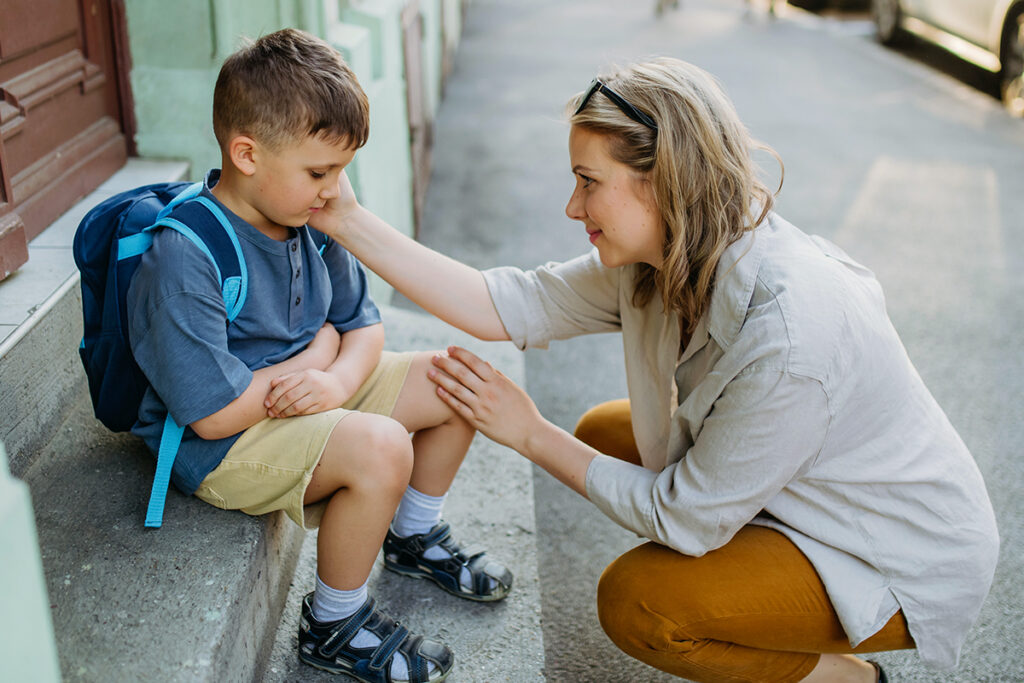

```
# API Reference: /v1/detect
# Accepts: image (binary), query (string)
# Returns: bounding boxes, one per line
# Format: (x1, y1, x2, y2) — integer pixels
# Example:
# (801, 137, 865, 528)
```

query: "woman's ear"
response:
(225, 135, 259, 176)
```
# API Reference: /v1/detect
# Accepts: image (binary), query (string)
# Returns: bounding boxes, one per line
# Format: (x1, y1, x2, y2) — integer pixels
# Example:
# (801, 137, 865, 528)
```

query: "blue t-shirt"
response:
(126, 170, 381, 494)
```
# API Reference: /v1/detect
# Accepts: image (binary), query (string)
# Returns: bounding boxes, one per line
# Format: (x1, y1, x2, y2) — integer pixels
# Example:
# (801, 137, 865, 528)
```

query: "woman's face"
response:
(565, 126, 663, 269)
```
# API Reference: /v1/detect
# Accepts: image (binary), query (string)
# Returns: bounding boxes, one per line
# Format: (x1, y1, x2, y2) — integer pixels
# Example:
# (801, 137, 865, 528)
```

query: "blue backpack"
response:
(74, 181, 248, 528)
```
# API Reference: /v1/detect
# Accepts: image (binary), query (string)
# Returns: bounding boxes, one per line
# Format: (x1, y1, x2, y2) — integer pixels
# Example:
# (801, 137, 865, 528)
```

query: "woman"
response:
(314, 58, 999, 682)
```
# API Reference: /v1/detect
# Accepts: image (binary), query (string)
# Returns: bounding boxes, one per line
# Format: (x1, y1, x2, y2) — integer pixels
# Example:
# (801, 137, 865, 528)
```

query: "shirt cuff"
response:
(481, 266, 551, 350)
(585, 452, 658, 540)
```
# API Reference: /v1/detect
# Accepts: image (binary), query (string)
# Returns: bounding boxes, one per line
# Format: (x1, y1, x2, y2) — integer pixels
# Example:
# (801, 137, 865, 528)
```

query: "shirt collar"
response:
(705, 216, 769, 349)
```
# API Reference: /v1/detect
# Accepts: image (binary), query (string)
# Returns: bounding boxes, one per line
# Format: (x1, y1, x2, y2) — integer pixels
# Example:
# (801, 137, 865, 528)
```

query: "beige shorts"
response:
(194, 351, 415, 529)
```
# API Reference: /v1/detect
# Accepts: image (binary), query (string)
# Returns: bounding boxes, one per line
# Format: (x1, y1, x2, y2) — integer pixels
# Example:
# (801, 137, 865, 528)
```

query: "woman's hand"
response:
(428, 346, 545, 453)
(308, 169, 360, 240)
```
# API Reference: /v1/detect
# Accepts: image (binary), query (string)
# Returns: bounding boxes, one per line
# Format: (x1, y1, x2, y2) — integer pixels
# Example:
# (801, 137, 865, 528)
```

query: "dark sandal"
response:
(868, 661, 889, 683)
(383, 522, 513, 602)
(298, 593, 453, 682)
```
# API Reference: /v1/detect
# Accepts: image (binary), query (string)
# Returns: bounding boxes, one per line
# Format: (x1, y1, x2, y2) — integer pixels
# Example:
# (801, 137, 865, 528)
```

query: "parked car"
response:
(871, 0, 1024, 117)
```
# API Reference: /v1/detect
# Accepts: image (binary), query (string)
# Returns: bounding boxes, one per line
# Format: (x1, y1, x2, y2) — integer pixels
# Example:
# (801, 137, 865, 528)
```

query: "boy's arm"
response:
(309, 172, 510, 342)
(191, 323, 340, 439)
(265, 322, 384, 418)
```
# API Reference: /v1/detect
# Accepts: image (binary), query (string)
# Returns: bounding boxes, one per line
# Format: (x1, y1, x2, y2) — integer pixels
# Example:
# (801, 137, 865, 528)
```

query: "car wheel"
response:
(1002, 8, 1024, 117)
(872, 0, 904, 46)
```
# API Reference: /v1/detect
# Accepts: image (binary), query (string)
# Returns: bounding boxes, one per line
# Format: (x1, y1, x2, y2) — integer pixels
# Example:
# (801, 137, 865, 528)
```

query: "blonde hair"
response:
(213, 28, 369, 151)
(567, 58, 781, 333)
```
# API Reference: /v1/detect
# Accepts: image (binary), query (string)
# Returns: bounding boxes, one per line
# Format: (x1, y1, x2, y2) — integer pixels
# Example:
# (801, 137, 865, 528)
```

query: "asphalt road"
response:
(407, 0, 1024, 680)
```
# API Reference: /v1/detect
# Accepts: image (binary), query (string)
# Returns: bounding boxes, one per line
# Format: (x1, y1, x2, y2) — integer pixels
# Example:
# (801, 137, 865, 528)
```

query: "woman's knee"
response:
(597, 547, 665, 655)
(574, 399, 641, 465)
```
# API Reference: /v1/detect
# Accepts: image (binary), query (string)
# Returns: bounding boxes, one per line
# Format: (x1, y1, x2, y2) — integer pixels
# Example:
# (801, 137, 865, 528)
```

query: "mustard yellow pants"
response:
(575, 399, 916, 683)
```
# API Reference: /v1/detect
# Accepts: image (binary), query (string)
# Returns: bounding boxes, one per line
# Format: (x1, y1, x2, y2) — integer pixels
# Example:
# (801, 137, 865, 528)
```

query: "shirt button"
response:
(295, 268, 301, 279)
(295, 296, 302, 306)
(290, 242, 298, 252)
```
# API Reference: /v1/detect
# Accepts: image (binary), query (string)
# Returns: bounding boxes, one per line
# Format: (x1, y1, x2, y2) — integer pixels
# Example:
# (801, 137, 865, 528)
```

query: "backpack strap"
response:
(310, 227, 332, 257)
(144, 414, 186, 528)
(141, 193, 247, 528)
(150, 196, 249, 321)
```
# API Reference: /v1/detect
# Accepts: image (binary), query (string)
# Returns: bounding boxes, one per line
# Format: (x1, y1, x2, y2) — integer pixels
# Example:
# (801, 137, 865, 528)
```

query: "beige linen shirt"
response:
(482, 213, 998, 670)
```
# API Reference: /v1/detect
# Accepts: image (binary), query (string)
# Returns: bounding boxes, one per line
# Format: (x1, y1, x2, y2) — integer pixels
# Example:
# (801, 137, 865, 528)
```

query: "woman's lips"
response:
(587, 229, 601, 245)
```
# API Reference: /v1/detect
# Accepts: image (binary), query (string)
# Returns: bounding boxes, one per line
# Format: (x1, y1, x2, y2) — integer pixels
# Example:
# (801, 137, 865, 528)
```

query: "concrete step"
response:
(264, 306, 545, 682)
(23, 397, 305, 681)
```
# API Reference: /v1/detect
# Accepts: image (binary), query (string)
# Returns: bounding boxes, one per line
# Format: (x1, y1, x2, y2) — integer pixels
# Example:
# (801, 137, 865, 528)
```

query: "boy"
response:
(126, 29, 511, 683)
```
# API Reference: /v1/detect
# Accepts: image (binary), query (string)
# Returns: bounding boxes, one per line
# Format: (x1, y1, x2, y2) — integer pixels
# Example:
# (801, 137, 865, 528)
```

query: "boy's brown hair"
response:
(213, 28, 369, 151)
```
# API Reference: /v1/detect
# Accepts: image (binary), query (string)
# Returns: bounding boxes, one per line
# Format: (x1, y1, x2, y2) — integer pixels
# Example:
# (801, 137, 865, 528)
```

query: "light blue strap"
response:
(148, 217, 223, 282)
(222, 276, 242, 314)
(191, 196, 248, 322)
(145, 413, 185, 528)
(156, 182, 204, 221)
(117, 232, 154, 260)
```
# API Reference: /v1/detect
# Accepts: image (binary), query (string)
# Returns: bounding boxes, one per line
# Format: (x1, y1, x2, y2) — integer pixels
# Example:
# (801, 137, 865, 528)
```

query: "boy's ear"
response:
(225, 135, 259, 176)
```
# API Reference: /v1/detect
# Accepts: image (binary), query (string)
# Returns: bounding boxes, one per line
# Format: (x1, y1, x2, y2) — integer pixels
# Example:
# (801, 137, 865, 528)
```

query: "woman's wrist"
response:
(330, 204, 371, 247)
(519, 418, 555, 460)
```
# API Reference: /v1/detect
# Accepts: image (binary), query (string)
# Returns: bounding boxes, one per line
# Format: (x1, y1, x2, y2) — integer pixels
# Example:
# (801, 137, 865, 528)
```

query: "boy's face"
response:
(249, 133, 357, 230)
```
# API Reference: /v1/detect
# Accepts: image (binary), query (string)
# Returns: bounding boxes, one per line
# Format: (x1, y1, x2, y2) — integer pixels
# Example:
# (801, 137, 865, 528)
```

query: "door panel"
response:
(0, 0, 128, 279)
(922, 0, 999, 47)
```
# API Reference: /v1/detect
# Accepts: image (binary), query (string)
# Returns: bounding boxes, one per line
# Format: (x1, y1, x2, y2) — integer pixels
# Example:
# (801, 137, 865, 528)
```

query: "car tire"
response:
(1001, 7, 1024, 117)
(872, 0, 904, 46)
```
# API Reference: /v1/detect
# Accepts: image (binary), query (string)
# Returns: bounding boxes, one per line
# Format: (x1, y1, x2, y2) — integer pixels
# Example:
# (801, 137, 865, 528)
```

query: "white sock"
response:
(391, 486, 494, 593)
(391, 485, 445, 538)
(311, 575, 430, 681)
(311, 573, 367, 623)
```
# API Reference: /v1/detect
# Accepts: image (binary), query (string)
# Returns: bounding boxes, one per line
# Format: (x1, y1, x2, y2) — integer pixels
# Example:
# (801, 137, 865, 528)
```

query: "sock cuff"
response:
(403, 485, 447, 507)
(312, 574, 369, 622)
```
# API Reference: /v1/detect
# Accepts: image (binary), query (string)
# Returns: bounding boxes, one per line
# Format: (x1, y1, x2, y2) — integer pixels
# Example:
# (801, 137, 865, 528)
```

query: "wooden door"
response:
(0, 0, 129, 280)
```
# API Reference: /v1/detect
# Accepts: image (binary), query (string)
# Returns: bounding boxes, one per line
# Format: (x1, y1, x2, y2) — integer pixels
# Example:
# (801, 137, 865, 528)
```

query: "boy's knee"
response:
(323, 414, 413, 494)
(355, 415, 414, 489)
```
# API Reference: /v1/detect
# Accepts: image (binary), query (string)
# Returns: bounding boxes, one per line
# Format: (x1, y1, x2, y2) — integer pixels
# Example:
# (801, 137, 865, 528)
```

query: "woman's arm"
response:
(429, 346, 831, 559)
(428, 346, 598, 496)
(191, 323, 340, 439)
(310, 172, 509, 342)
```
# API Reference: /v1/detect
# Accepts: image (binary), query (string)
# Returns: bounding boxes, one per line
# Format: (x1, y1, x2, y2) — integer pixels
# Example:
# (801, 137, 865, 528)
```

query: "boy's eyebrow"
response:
(572, 164, 597, 174)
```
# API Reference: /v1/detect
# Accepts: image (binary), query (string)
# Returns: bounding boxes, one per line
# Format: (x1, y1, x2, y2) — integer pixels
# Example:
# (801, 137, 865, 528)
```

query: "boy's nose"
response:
(320, 179, 340, 200)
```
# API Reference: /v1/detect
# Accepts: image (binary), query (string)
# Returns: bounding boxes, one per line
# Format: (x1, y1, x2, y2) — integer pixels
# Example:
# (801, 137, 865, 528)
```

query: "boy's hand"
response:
(308, 169, 359, 236)
(265, 369, 354, 418)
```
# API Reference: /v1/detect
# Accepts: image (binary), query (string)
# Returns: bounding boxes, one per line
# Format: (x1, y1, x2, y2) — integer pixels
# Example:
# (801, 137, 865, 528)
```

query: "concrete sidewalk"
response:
(393, 0, 1024, 681)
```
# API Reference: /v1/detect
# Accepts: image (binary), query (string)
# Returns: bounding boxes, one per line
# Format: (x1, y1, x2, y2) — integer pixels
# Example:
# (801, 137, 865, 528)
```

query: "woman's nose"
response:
(565, 187, 585, 221)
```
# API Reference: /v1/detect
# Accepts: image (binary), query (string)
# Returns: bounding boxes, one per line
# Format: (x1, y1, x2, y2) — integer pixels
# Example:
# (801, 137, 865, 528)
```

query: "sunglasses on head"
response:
(574, 78, 658, 132)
